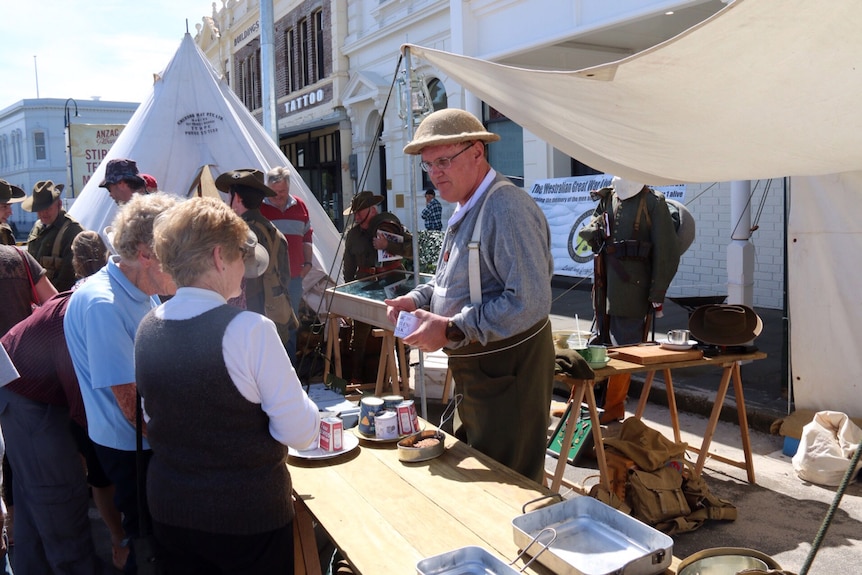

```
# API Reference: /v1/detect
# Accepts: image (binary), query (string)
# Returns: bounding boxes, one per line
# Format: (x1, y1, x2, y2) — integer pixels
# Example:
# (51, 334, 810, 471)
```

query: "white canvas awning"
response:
(405, 0, 862, 417)
(405, 0, 862, 185)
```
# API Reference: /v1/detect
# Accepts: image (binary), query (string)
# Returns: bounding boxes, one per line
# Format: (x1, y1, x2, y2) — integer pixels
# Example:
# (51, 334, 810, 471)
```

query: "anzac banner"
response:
(68, 124, 126, 196)
(528, 175, 686, 278)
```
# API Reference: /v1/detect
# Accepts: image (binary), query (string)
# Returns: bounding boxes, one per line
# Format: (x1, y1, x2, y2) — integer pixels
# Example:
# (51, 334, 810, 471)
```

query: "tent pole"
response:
(260, 0, 278, 143)
(404, 46, 428, 420)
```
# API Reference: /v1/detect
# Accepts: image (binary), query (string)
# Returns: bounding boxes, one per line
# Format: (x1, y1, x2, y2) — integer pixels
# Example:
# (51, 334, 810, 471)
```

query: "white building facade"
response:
(197, 0, 785, 309)
(0, 98, 137, 237)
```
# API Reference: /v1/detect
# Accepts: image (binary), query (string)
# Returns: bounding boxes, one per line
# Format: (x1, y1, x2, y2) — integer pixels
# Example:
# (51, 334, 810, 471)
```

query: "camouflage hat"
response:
(403, 108, 500, 155)
(0, 179, 25, 205)
(22, 180, 65, 212)
(99, 158, 145, 188)
(214, 169, 276, 197)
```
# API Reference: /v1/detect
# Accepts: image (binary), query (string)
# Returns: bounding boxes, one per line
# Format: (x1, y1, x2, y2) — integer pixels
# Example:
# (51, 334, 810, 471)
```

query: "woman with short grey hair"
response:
(135, 196, 320, 573)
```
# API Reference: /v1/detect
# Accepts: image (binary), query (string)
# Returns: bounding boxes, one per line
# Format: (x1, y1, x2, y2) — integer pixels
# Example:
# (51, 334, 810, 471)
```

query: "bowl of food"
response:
(397, 430, 446, 462)
(397, 394, 460, 463)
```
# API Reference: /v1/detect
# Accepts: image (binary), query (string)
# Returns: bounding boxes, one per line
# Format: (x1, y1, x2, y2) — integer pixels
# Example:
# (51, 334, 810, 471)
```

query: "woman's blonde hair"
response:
(153, 196, 248, 287)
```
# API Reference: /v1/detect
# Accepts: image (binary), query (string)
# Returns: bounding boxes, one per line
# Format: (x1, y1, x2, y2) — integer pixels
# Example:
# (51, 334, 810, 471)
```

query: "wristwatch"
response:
(445, 320, 466, 342)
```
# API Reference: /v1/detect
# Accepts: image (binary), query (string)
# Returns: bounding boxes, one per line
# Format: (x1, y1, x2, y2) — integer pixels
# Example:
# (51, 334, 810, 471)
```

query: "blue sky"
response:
(0, 0, 215, 107)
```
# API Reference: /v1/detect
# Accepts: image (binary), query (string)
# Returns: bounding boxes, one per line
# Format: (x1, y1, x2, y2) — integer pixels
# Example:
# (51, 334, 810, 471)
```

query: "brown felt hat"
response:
(0, 179, 25, 204)
(214, 169, 275, 197)
(343, 191, 383, 215)
(22, 180, 64, 212)
(688, 304, 762, 346)
(403, 108, 500, 155)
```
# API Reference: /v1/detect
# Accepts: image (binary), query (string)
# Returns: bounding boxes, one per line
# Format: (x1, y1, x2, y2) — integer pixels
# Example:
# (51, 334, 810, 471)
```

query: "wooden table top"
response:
(288, 420, 681, 574)
(593, 349, 767, 378)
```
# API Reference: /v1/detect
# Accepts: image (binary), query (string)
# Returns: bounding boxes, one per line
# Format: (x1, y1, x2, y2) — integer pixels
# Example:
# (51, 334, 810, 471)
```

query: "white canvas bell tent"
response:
(69, 33, 344, 314)
(405, 0, 862, 416)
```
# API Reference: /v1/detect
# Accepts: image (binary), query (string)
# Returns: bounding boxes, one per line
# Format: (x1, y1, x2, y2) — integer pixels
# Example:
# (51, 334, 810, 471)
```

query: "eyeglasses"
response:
(419, 143, 474, 173)
(238, 243, 252, 259)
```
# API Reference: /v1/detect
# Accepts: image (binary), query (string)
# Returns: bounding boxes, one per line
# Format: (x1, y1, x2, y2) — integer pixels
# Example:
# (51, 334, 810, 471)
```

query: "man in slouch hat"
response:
(0, 179, 25, 245)
(23, 180, 84, 292)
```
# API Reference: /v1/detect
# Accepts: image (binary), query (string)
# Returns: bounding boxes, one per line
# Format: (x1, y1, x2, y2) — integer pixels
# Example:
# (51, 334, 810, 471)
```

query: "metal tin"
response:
(396, 402, 413, 436)
(512, 496, 673, 575)
(319, 417, 343, 452)
(417, 546, 520, 575)
(382, 394, 404, 410)
(400, 399, 420, 433)
(374, 410, 399, 440)
(358, 397, 385, 436)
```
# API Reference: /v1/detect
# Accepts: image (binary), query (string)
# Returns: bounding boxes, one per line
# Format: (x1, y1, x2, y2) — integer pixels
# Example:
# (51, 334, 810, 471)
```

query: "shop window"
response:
(0, 135, 8, 170)
(285, 29, 295, 93)
(34, 131, 46, 160)
(313, 10, 325, 82)
(299, 18, 309, 87)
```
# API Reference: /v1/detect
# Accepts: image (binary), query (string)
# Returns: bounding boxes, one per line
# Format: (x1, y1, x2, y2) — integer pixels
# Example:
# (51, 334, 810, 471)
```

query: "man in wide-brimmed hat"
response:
(384, 108, 554, 484)
(217, 169, 298, 354)
(341, 190, 413, 383)
(0, 178, 25, 245)
(99, 158, 148, 204)
(23, 180, 84, 292)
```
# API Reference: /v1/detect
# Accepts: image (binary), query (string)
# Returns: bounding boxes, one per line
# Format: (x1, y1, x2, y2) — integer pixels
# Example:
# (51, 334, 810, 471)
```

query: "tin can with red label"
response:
(397, 400, 420, 434)
(319, 417, 343, 452)
(396, 403, 413, 436)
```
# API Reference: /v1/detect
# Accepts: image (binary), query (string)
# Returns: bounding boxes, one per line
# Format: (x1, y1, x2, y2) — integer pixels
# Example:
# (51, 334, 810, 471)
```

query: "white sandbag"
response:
(792, 410, 862, 486)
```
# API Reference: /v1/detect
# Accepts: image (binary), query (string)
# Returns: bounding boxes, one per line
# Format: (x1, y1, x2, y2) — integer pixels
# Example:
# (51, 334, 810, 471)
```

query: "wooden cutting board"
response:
(612, 345, 703, 365)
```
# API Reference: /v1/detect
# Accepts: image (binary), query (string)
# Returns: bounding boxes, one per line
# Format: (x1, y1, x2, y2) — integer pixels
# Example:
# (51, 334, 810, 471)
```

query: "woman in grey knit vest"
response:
(135, 197, 320, 573)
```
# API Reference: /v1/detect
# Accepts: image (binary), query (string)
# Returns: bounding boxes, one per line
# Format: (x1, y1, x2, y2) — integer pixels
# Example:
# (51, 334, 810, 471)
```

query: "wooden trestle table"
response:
(547, 350, 767, 495)
(289, 418, 683, 575)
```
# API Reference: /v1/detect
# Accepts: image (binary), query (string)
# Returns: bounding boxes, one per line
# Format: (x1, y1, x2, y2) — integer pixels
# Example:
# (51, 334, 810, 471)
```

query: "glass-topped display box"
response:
(325, 270, 434, 329)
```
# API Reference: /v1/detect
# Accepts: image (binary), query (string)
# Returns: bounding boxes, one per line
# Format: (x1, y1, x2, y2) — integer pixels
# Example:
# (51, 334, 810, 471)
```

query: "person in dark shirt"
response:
(23, 180, 84, 292)
(0, 231, 113, 573)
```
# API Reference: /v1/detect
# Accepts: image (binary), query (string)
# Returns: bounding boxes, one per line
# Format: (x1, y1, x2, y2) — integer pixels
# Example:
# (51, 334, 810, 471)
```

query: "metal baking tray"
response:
(417, 546, 520, 575)
(512, 496, 673, 575)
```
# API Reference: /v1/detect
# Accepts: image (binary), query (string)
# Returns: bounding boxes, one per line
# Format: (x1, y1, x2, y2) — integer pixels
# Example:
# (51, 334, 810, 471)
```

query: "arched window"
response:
(427, 78, 447, 111)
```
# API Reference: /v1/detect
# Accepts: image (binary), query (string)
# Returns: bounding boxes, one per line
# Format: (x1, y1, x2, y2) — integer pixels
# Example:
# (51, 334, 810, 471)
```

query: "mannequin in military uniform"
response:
(23, 181, 85, 292)
(0, 179, 25, 245)
(579, 176, 681, 421)
(342, 191, 413, 382)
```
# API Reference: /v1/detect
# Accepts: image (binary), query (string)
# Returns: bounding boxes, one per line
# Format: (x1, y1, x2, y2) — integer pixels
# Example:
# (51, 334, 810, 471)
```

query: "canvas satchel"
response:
(251, 220, 299, 330)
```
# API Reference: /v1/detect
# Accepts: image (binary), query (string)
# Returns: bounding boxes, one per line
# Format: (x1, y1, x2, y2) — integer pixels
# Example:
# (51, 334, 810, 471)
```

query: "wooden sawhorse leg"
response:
(373, 330, 401, 397)
(692, 362, 756, 483)
(548, 378, 609, 494)
(635, 368, 681, 443)
(323, 314, 342, 381)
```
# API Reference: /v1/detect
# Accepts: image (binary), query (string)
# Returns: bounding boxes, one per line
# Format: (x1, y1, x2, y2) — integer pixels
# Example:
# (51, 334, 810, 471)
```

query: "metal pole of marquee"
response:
(403, 46, 428, 420)
(64, 98, 78, 197)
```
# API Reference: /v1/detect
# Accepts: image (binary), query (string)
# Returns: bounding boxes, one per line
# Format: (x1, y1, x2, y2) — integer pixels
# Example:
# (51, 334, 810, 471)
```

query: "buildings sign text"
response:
(234, 21, 260, 47)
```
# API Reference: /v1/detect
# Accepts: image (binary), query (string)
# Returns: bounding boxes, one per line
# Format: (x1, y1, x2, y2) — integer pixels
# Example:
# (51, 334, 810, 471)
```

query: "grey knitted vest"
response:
(135, 304, 293, 534)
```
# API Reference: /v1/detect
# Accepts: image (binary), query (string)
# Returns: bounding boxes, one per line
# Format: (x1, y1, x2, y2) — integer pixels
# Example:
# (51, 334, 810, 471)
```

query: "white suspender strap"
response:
(468, 181, 508, 306)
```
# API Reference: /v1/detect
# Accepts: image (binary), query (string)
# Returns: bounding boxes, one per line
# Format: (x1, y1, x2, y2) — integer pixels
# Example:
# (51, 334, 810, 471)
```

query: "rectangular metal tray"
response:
(512, 496, 673, 575)
(417, 546, 520, 575)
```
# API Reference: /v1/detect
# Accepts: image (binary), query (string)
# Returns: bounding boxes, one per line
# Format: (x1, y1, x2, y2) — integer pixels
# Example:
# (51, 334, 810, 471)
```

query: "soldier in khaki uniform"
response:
(23, 181, 84, 292)
(0, 179, 25, 246)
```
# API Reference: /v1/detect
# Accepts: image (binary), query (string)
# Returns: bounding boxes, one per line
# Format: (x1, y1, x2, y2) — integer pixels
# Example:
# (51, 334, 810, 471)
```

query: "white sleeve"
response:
(222, 311, 320, 450)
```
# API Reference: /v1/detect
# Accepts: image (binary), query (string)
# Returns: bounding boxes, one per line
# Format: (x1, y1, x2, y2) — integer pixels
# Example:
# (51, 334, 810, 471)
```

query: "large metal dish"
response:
(512, 496, 673, 575)
(416, 546, 520, 575)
